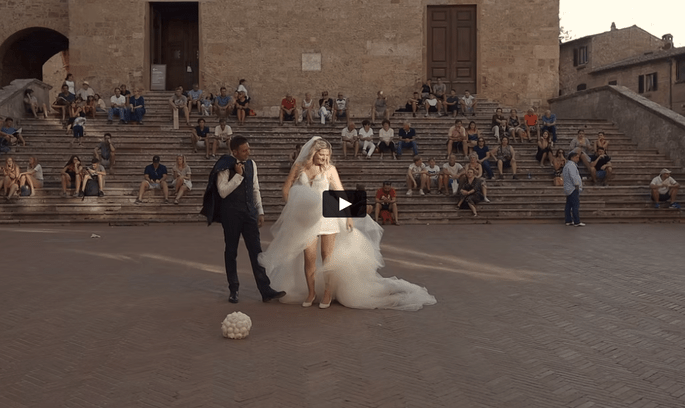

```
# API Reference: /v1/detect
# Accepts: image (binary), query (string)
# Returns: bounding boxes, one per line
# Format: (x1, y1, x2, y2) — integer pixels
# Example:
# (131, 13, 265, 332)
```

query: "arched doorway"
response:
(0, 27, 69, 87)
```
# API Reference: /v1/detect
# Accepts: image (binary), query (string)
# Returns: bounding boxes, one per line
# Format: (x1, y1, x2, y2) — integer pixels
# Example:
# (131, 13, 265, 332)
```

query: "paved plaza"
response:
(1, 222, 685, 408)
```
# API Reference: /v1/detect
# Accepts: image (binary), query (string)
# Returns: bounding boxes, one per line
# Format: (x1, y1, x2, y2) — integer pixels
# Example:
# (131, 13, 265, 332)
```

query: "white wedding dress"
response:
(258, 171, 437, 311)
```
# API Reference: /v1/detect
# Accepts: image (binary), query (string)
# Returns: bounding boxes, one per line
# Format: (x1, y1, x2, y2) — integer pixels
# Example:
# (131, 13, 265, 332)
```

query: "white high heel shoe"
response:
(319, 291, 332, 309)
(302, 296, 315, 308)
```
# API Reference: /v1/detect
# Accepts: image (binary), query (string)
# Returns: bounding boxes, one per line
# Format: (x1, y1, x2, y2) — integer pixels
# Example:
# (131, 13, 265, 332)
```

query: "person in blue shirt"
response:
(135, 155, 169, 204)
(541, 110, 558, 143)
(473, 137, 494, 179)
(1, 117, 25, 147)
(191, 118, 212, 158)
(213, 87, 234, 119)
(396, 122, 419, 157)
(129, 88, 146, 125)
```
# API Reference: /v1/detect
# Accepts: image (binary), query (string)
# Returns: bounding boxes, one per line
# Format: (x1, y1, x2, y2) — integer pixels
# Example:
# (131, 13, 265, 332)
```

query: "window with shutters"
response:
(639, 72, 657, 93)
(677, 59, 685, 82)
(573, 46, 588, 67)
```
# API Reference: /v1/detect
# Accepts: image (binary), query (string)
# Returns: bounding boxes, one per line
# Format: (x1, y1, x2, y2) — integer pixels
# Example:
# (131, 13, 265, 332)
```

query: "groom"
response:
(201, 136, 286, 303)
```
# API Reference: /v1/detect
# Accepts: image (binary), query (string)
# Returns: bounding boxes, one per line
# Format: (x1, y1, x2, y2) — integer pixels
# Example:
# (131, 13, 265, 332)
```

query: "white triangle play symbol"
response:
(339, 197, 352, 211)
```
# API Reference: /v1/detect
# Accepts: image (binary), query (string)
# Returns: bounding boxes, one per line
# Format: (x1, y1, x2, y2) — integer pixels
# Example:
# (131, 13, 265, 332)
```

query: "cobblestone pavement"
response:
(1, 223, 684, 408)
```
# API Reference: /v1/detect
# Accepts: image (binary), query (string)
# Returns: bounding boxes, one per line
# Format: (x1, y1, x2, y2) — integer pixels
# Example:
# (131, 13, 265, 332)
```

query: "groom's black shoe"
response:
(228, 291, 239, 304)
(262, 290, 286, 303)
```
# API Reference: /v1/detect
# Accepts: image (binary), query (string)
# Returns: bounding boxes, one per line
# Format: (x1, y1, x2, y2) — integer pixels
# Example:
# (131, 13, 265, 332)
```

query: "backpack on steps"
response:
(84, 179, 100, 196)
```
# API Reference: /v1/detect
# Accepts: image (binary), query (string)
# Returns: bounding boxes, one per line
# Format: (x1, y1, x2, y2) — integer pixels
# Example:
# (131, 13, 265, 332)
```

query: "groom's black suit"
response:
(201, 155, 273, 297)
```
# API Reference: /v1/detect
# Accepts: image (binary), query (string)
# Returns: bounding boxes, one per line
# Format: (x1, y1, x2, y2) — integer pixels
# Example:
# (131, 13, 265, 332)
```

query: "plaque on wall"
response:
(302, 53, 322, 71)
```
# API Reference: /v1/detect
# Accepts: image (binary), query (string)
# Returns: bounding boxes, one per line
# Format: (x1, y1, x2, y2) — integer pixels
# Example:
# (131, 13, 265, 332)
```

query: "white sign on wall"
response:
(302, 53, 322, 71)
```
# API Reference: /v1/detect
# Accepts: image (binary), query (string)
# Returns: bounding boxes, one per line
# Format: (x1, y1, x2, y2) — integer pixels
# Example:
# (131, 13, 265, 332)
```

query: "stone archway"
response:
(0, 27, 69, 87)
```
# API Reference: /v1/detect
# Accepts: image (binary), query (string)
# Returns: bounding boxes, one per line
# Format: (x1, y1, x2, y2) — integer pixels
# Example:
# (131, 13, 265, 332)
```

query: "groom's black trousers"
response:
(220, 205, 272, 296)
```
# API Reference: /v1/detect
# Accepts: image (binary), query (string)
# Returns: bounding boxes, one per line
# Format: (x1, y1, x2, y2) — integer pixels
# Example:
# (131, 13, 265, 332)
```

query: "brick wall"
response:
(2, 0, 561, 116)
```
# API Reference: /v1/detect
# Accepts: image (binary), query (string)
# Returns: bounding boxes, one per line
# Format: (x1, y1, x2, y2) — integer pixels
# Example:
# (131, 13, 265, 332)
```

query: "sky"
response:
(560, 0, 684, 47)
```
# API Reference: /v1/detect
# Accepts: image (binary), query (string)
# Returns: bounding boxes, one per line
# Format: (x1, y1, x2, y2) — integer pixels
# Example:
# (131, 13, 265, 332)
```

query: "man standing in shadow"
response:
(201, 136, 286, 303)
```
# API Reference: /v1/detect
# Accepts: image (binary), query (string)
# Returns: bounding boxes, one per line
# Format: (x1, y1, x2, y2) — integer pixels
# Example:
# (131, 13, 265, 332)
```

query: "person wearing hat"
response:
(650, 169, 680, 209)
(76, 81, 95, 101)
(135, 155, 169, 204)
(562, 151, 585, 226)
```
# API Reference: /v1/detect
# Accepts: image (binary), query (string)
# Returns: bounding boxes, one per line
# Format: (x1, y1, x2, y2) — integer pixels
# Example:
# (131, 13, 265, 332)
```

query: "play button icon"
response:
(339, 197, 352, 211)
(322, 190, 367, 218)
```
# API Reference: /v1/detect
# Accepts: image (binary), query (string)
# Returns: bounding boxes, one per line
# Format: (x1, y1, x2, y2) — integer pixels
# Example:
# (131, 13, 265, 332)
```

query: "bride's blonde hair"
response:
(295, 138, 333, 178)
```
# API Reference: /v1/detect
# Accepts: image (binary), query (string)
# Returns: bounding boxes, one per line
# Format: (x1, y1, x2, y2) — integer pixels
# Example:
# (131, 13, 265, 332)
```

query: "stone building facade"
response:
(559, 25, 666, 95)
(560, 25, 685, 114)
(587, 48, 685, 115)
(1, 0, 560, 116)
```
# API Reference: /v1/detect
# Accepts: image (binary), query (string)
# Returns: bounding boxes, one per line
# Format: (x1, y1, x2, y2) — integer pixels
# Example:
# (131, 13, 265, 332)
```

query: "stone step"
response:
(1, 205, 681, 225)
(6, 104, 681, 225)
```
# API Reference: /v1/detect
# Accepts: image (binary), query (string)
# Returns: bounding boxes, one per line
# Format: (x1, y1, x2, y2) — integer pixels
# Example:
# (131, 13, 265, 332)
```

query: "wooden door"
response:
(427, 6, 477, 93)
(161, 19, 198, 90)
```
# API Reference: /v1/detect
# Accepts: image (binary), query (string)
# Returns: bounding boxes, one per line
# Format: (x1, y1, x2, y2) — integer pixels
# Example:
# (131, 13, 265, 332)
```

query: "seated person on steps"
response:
(214, 87, 234, 119)
(94, 133, 116, 173)
(341, 122, 359, 159)
(374, 181, 399, 225)
(135, 155, 170, 204)
(406, 155, 428, 196)
(191, 118, 212, 159)
(650, 169, 680, 209)
(212, 118, 233, 158)
(80, 157, 106, 197)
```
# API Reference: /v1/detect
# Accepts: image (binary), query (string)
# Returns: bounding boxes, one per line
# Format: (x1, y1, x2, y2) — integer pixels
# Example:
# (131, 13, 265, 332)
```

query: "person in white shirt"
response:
(301, 92, 316, 125)
(107, 87, 128, 124)
(206, 136, 286, 304)
(18, 156, 43, 196)
(76, 81, 95, 101)
(212, 118, 233, 158)
(650, 169, 680, 209)
(425, 158, 441, 194)
(424, 93, 443, 117)
(406, 156, 428, 196)
(237, 79, 249, 100)
(341, 122, 359, 159)
(439, 154, 464, 195)
(377, 119, 396, 160)
(459, 90, 478, 116)
(333, 93, 349, 123)
(64, 73, 76, 95)
(359, 120, 375, 159)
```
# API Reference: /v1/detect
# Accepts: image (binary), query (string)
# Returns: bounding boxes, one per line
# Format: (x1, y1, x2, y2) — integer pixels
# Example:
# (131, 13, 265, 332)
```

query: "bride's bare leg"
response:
(320, 234, 336, 304)
(304, 239, 318, 303)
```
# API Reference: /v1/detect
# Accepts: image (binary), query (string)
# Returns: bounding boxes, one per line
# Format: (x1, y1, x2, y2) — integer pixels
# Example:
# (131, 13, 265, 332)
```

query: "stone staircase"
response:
(1, 91, 683, 224)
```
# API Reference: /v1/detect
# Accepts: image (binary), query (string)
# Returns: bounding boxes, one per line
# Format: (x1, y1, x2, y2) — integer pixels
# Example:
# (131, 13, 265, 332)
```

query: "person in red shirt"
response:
(374, 181, 399, 225)
(523, 108, 539, 143)
(279, 93, 298, 126)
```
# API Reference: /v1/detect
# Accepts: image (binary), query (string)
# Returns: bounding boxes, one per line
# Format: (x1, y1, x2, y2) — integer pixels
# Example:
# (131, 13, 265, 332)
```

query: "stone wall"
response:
(549, 85, 685, 170)
(67, 0, 148, 97)
(2, 0, 560, 117)
(0, 1, 69, 86)
(199, 0, 560, 116)
(559, 26, 664, 96)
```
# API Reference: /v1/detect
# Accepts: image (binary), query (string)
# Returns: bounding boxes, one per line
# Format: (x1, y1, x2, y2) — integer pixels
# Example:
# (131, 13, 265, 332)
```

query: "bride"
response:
(258, 136, 436, 311)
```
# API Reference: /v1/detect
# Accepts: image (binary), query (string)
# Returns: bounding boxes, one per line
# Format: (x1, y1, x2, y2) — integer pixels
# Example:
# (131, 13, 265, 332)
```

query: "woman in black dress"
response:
(457, 168, 484, 217)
